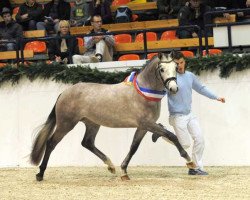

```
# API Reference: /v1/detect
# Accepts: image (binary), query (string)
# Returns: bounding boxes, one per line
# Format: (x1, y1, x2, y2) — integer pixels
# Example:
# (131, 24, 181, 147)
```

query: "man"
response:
(177, 0, 212, 38)
(0, 7, 23, 51)
(15, 0, 43, 30)
(73, 15, 115, 64)
(152, 51, 225, 175)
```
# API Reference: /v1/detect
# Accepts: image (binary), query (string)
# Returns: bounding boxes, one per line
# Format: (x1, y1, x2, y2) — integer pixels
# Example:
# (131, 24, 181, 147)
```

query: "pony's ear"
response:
(170, 50, 176, 59)
(158, 52, 164, 60)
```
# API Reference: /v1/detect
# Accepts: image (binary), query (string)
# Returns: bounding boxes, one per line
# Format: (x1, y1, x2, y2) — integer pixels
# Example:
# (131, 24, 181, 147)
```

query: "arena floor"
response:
(1, 166, 250, 200)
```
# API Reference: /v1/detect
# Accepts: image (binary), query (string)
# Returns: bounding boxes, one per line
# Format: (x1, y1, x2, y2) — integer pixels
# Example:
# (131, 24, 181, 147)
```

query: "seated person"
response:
(169, 0, 188, 18)
(177, 0, 212, 39)
(158, 0, 187, 19)
(37, 0, 71, 35)
(48, 20, 79, 64)
(0, 7, 23, 51)
(89, 0, 113, 24)
(70, 0, 90, 27)
(0, 0, 12, 13)
(15, 0, 43, 31)
(73, 15, 115, 64)
(157, 0, 171, 19)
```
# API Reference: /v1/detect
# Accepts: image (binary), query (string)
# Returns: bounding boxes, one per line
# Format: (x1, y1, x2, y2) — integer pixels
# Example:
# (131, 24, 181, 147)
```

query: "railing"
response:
(203, 8, 250, 54)
(1, 24, 205, 64)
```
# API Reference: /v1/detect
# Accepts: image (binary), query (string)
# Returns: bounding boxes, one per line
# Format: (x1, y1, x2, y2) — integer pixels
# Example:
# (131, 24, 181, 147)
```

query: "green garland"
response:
(0, 53, 250, 86)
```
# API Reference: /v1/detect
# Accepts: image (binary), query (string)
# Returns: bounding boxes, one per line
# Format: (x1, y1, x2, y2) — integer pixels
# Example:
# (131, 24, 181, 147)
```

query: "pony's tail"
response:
(30, 103, 57, 165)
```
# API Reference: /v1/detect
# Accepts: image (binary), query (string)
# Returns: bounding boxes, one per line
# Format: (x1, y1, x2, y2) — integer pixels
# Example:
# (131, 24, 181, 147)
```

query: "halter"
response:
(156, 60, 177, 90)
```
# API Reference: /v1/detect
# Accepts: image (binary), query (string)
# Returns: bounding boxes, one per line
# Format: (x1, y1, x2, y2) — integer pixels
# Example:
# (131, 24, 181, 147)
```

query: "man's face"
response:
(3, 13, 12, 24)
(91, 16, 102, 31)
(190, 0, 201, 9)
(174, 57, 186, 74)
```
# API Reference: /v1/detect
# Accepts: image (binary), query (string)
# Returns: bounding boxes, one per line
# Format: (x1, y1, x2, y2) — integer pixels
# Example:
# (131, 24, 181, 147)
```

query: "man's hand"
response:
(55, 56, 62, 63)
(192, 32, 198, 38)
(217, 97, 225, 103)
(93, 35, 104, 43)
(223, 13, 231, 20)
(237, 12, 244, 17)
(21, 14, 29, 20)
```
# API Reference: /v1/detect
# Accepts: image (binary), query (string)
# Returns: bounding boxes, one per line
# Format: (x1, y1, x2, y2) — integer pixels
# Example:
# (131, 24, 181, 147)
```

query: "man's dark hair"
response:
(90, 15, 102, 22)
(172, 51, 185, 60)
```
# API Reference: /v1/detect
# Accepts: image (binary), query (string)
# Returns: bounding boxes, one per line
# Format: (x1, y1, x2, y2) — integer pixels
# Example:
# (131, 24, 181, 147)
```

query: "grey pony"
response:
(30, 53, 195, 181)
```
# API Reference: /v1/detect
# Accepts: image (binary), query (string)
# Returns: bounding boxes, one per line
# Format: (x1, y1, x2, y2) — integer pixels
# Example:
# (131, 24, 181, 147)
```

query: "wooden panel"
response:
(11, 0, 51, 5)
(213, 14, 236, 24)
(70, 19, 179, 35)
(111, 2, 157, 12)
(0, 50, 34, 60)
(115, 37, 214, 52)
(24, 30, 46, 38)
(145, 19, 178, 29)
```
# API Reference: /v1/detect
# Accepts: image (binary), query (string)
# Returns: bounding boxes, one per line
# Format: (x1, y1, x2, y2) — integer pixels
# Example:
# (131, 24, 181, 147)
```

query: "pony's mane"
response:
(140, 54, 159, 72)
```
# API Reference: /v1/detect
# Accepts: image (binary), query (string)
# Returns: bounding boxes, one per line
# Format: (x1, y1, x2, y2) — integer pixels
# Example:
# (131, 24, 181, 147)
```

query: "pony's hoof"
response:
(36, 173, 43, 181)
(108, 166, 116, 174)
(186, 161, 196, 169)
(121, 175, 130, 181)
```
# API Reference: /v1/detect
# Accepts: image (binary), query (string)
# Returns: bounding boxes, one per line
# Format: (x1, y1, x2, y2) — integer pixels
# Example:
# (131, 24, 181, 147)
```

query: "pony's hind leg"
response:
(36, 124, 76, 181)
(121, 128, 147, 180)
(81, 119, 115, 174)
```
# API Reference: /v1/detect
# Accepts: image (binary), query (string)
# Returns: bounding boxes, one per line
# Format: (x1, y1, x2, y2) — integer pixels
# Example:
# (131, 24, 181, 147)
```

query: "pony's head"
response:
(157, 52, 178, 94)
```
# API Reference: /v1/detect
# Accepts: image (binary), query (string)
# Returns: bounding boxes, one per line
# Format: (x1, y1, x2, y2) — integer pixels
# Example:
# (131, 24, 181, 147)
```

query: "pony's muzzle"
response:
(169, 85, 178, 94)
(167, 80, 178, 94)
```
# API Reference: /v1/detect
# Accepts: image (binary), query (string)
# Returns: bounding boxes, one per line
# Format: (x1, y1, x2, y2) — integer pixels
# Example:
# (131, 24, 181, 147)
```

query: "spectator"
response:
(169, 0, 188, 18)
(48, 20, 79, 64)
(0, 7, 23, 51)
(0, 0, 12, 13)
(158, 0, 187, 19)
(177, 0, 212, 38)
(70, 0, 90, 27)
(157, 0, 171, 19)
(15, 0, 43, 30)
(37, 0, 71, 35)
(73, 15, 115, 64)
(89, 0, 113, 24)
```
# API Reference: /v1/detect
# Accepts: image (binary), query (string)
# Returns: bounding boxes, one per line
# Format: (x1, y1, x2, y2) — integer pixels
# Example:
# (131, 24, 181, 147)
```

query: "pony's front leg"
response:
(144, 122, 196, 169)
(121, 129, 147, 181)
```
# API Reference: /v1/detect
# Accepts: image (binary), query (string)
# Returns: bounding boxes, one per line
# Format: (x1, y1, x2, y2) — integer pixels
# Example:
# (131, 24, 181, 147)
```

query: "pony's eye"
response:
(160, 68, 164, 73)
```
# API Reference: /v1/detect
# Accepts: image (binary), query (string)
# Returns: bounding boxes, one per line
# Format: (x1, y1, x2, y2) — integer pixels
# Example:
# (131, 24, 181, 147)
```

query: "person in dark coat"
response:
(15, 0, 43, 30)
(177, 0, 212, 38)
(48, 20, 79, 64)
(89, 0, 112, 24)
(157, 0, 187, 19)
(0, 7, 23, 51)
(0, 0, 12, 14)
(37, 0, 71, 34)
